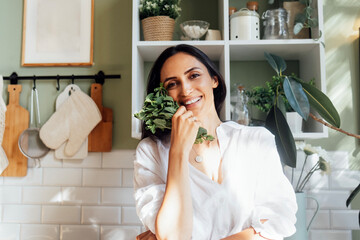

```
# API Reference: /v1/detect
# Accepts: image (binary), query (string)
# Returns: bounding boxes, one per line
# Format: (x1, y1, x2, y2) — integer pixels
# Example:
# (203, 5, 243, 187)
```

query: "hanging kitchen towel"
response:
(39, 86, 101, 157)
(55, 84, 88, 159)
(0, 76, 9, 174)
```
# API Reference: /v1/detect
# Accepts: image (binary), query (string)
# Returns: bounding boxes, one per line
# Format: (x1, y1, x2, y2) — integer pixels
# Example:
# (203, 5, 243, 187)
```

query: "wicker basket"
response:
(283, 2, 310, 39)
(141, 16, 175, 41)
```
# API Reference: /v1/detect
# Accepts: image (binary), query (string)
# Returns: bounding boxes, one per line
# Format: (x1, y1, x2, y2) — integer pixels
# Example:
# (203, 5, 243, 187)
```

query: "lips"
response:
(183, 96, 202, 107)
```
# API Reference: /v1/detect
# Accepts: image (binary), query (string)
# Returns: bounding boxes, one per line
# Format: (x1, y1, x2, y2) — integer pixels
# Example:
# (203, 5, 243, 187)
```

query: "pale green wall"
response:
(0, 0, 139, 149)
(320, 1, 360, 238)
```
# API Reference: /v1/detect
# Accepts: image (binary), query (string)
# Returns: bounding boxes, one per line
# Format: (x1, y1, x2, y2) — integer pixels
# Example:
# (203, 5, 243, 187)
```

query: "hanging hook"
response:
(56, 75, 60, 91)
(9, 72, 18, 85)
(33, 75, 36, 90)
(71, 74, 75, 84)
(95, 71, 105, 85)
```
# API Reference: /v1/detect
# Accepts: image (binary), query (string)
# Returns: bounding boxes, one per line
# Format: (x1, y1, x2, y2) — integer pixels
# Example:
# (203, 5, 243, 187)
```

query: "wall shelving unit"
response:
(132, 0, 326, 140)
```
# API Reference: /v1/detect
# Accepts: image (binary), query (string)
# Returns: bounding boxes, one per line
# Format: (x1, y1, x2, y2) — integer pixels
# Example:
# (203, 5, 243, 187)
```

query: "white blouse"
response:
(134, 121, 297, 240)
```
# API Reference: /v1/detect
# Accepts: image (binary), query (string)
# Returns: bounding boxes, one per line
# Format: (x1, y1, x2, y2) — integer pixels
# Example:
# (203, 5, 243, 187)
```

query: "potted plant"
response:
(247, 52, 360, 168)
(139, 0, 181, 41)
(246, 74, 314, 135)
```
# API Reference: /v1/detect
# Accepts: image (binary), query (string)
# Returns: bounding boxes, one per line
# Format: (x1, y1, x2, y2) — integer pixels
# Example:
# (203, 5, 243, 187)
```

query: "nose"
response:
(181, 81, 193, 96)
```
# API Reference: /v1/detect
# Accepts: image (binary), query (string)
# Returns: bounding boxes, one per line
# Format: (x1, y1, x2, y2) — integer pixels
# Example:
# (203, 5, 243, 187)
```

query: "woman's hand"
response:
(170, 106, 200, 152)
(136, 230, 157, 240)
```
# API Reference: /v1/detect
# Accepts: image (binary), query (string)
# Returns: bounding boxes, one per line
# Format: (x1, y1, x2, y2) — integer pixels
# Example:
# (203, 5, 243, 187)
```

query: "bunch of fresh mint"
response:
(134, 83, 214, 144)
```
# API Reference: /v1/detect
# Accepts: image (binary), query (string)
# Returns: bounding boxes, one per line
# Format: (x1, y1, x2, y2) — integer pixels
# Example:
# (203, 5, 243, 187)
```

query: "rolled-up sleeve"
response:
(251, 131, 297, 240)
(134, 138, 166, 234)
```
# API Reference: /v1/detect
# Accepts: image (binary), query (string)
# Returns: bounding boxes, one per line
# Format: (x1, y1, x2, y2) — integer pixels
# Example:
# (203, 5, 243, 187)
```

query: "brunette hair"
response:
(141, 44, 226, 140)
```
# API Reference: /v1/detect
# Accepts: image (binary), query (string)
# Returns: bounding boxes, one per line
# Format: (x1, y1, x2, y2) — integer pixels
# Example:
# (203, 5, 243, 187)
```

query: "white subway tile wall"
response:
(0, 149, 358, 240)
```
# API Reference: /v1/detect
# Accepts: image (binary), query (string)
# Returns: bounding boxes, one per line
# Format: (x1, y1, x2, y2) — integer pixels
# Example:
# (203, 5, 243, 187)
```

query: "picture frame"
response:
(21, 0, 94, 67)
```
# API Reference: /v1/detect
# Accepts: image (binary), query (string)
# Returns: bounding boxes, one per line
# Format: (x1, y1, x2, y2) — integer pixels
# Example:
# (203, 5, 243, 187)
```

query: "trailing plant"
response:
(134, 83, 214, 144)
(139, 0, 182, 20)
(293, 0, 321, 38)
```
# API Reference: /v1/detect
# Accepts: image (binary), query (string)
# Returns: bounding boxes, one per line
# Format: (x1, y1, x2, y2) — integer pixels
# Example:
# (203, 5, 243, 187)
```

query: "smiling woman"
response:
(133, 44, 297, 240)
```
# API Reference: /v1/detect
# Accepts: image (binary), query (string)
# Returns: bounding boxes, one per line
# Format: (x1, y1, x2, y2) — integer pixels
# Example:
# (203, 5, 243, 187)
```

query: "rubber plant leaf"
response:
(264, 52, 287, 75)
(265, 106, 297, 167)
(283, 76, 310, 120)
(277, 95, 287, 116)
(346, 183, 360, 207)
(346, 183, 360, 226)
(300, 81, 341, 128)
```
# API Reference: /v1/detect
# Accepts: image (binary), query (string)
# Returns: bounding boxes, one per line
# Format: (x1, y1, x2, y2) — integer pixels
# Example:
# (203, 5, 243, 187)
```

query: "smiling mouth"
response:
(184, 96, 202, 106)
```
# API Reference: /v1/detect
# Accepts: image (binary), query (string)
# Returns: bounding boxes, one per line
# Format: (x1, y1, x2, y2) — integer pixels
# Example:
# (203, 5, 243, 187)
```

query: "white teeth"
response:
(185, 97, 201, 105)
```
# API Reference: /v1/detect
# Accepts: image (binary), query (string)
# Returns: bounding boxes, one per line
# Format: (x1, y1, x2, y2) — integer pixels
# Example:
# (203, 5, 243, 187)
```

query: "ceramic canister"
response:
(230, 8, 260, 40)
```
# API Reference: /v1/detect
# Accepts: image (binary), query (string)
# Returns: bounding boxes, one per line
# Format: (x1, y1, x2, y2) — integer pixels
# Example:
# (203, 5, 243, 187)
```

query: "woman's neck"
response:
(197, 110, 222, 137)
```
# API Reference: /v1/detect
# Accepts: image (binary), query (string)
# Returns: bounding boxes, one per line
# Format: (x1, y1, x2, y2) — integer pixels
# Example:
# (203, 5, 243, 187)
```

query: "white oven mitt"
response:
(55, 85, 88, 159)
(40, 86, 101, 157)
(0, 76, 9, 174)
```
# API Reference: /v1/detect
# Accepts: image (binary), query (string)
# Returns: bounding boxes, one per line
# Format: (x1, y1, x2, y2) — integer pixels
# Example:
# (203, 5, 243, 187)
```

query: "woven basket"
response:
(283, 2, 310, 39)
(141, 16, 175, 41)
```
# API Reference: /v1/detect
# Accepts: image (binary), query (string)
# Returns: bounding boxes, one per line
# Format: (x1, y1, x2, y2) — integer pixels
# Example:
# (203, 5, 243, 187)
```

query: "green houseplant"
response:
(139, 0, 182, 41)
(247, 52, 342, 168)
(248, 52, 360, 167)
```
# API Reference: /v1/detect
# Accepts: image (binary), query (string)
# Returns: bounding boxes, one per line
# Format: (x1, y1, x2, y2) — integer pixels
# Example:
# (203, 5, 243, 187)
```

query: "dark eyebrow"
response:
(184, 67, 201, 75)
(163, 67, 201, 83)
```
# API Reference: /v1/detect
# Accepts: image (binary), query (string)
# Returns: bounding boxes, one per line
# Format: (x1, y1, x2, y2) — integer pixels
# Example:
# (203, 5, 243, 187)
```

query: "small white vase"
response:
(286, 112, 303, 134)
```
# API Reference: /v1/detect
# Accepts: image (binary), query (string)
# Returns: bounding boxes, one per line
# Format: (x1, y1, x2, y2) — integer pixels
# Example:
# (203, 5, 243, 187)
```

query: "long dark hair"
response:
(141, 44, 226, 140)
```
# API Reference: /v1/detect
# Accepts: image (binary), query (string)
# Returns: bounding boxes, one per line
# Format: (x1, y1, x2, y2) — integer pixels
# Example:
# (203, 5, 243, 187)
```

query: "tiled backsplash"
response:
(0, 150, 141, 240)
(284, 151, 360, 240)
(0, 150, 359, 240)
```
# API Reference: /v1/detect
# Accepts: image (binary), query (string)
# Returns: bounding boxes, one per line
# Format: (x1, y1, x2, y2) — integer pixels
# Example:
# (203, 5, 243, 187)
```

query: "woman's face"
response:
(160, 52, 219, 117)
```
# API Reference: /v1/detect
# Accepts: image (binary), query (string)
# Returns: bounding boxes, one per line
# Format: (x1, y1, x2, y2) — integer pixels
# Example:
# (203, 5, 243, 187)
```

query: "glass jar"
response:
(262, 8, 289, 39)
(232, 85, 250, 126)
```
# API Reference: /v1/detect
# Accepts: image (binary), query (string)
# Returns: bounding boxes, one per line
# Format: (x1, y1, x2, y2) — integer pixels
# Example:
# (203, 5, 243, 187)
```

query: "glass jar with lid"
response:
(262, 8, 289, 39)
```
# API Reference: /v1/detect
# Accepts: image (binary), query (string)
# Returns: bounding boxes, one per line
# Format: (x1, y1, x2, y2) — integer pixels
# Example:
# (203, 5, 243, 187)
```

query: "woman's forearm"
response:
(155, 149, 193, 240)
(221, 228, 255, 240)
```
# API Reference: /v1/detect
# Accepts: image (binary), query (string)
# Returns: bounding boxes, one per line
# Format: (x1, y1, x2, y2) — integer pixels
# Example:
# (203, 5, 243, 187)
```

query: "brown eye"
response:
(190, 73, 200, 79)
(166, 82, 177, 89)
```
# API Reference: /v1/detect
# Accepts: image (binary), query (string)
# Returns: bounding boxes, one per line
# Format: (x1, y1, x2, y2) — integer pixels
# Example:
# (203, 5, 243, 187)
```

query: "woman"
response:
(134, 44, 297, 240)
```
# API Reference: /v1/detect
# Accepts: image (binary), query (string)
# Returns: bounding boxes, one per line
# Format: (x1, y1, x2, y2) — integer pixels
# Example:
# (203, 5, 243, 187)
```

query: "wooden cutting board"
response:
(88, 83, 113, 152)
(1, 85, 29, 177)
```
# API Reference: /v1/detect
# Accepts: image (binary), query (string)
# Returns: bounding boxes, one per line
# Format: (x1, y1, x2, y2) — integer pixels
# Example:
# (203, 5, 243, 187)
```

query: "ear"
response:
(212, 76, 219, 89)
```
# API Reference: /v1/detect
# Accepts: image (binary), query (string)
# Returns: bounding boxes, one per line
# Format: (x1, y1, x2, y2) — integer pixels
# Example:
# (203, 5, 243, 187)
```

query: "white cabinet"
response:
(131, 0, 326, 140)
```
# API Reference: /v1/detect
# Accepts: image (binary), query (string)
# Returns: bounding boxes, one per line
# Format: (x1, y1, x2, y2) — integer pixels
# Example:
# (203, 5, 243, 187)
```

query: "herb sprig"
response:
(134, 83, 214, 144)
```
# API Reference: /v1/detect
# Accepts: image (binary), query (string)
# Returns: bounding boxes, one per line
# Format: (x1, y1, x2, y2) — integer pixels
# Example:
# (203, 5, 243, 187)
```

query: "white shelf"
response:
(137, 41, 225, 61)
(132, 0, 326, 140)
(229, 40, 321, 61)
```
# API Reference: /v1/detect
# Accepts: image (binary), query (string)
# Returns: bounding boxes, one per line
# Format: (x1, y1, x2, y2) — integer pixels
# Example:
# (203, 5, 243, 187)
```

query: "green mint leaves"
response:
(134, 83, 214, 144)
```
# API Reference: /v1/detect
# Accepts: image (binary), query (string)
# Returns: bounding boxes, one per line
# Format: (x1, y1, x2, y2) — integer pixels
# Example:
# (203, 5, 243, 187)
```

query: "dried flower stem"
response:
(309, 113, 360, 139)
(295, 155, 308, 191)
(297, 162, 320, 192)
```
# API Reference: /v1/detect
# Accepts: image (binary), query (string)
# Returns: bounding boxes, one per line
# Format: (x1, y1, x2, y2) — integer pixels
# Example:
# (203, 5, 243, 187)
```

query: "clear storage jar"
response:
(262, 8, 289, 39)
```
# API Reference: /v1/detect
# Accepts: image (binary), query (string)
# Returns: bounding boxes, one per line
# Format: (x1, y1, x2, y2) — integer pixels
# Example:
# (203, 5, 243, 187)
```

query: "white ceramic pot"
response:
(230, 8, 260, 40)
(286, 112, 303, 134)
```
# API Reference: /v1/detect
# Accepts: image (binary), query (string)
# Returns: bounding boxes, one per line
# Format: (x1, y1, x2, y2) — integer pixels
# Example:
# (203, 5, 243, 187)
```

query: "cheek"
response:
(167, 90, 179, 103)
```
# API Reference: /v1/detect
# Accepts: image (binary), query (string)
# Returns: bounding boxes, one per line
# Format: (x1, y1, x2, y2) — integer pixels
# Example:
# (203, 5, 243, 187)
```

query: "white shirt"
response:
(134, 121, 297, 240)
